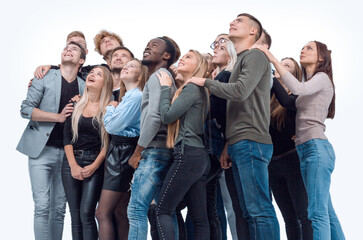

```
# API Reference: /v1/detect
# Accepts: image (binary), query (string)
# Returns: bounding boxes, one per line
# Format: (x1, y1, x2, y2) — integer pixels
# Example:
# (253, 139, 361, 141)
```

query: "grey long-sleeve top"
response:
(204, 49, 272, 145)
(138, 68, 176, 148)
(280, 71, 334, 145)
(160, 83, 208, 148)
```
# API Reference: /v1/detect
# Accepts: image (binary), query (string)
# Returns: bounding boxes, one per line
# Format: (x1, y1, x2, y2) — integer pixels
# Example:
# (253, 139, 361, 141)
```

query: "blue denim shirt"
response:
(104, 87, 142, 137)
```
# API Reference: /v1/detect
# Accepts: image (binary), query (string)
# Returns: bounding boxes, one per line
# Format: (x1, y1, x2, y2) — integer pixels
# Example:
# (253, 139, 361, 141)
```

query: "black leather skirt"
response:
(102, 135, 138, 192)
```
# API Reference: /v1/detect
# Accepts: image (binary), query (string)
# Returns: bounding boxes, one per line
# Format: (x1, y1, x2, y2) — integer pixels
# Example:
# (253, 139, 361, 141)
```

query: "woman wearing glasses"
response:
(208, 34, 251, 240)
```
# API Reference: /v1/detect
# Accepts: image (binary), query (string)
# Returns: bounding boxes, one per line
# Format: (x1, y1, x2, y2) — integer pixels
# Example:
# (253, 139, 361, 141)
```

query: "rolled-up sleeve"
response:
(20, 77, 44, 119)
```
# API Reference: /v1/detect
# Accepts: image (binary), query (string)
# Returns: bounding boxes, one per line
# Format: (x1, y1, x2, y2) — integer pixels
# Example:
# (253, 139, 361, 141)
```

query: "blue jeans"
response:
(28, 146, 67, 240)
(296, 139, 345, 240)
(127, 147, 173, 240)
(228, 140, 279, 240)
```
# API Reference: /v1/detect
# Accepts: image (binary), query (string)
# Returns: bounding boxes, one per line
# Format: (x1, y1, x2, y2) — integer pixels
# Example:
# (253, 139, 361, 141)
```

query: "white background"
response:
(1, 0, 362, 239)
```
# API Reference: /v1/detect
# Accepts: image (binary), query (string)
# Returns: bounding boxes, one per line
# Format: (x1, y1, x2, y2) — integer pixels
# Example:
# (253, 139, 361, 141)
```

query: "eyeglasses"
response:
(210, 38, 228, 50)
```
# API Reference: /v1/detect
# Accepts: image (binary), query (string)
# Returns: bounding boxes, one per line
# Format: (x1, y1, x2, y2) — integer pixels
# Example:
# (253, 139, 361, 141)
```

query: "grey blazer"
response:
(17, 69, 85, 158)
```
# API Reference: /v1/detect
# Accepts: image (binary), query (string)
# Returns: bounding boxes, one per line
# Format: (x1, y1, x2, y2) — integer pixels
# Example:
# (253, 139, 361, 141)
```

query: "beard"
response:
(141, 59, 152, 66)
(111, 67, 122, 74)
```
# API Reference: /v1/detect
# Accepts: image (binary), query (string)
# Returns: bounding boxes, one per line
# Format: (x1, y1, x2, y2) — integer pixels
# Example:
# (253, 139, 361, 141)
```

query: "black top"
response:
(63, 115, 102, 151)
(209, 70, 231, 138)
(271, 77, 297, 110)
(51, 64, 110, 81)
(113, 89, 120, 102)
(46, 76, 79, 148)
(269, 78, 298, 157)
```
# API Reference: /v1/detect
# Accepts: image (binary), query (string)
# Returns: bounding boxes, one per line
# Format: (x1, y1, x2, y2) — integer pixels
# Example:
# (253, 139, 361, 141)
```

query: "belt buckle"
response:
(75, 150, 84, 156)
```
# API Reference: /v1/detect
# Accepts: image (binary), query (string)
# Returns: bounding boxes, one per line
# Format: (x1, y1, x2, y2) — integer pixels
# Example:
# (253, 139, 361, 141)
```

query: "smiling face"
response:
(300, 41, 319, 67)
(120, 60, 141, 83)
(142, 38, 167, 65)
(61, 43, 84, 66)
(177, 51, 198, 79)
(100, 36, 121, 56)
(111, 49, 132, 71)
(86, 67, 105, 91)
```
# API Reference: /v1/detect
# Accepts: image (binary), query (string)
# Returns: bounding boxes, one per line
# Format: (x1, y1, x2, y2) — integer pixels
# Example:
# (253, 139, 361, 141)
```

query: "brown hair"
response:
(93, 30, 123, 55)
(118, 58, 149, 102)
(67, 31, 87, 49)
(67, 31, 85, 41)
(271, 57, 302, 131)
(261, 29, 272, 49)
(68, 41, 86, 61)
(166, 50, 208, 148)
(302, 41, 335, 119)
(237, 13, 263, 42)
(111, 46, 135, 60)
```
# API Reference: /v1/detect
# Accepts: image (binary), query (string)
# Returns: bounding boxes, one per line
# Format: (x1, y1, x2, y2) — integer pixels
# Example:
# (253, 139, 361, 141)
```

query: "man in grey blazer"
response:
(17, 41, 86, 240)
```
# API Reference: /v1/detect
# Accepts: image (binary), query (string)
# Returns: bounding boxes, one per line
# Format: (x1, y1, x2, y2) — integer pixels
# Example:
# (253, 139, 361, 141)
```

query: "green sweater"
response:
(160, 83, 208, 148)
(205, 49, 272, 145)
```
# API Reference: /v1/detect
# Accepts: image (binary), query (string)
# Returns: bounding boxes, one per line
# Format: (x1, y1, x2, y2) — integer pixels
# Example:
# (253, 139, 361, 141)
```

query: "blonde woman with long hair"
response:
(95, 59, 148, 240)
(62, 66, 113, 240)
(154, 50, 210, 240)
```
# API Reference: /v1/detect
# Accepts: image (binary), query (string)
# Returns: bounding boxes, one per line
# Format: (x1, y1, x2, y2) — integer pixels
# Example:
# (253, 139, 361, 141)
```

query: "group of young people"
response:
(18, 12, 345, 240)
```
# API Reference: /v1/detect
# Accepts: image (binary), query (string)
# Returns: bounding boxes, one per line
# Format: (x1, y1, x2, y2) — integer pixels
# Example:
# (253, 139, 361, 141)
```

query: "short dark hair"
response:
(68, 41, 86, 61)
(262, 29, 272, 49)
(110, 46, 134, 61)
(237, 13, 263, 42)
(161, 36, 180, 64)
(158, 37, 177, 68)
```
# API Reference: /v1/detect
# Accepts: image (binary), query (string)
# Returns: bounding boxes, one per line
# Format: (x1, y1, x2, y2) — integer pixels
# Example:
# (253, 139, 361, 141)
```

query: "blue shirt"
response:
(104, 87, 142, 137)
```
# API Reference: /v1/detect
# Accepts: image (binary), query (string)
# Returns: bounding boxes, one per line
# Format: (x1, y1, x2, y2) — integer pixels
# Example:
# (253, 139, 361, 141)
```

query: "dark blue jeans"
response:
(228, 140, 279, 240)
(156, 144, 210, 240)
(269, 150, 313, 240)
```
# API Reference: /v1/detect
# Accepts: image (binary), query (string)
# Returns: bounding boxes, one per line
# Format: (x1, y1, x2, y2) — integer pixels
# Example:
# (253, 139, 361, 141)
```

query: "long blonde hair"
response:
(166, 50, 208, 148)
(71, 66, 113, 149)
(224, 40, 237, 72)
(118, 58, 149, 102)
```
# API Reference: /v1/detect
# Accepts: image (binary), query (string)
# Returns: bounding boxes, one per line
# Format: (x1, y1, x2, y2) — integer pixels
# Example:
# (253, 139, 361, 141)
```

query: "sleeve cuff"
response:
(204, 78, 213, 88)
